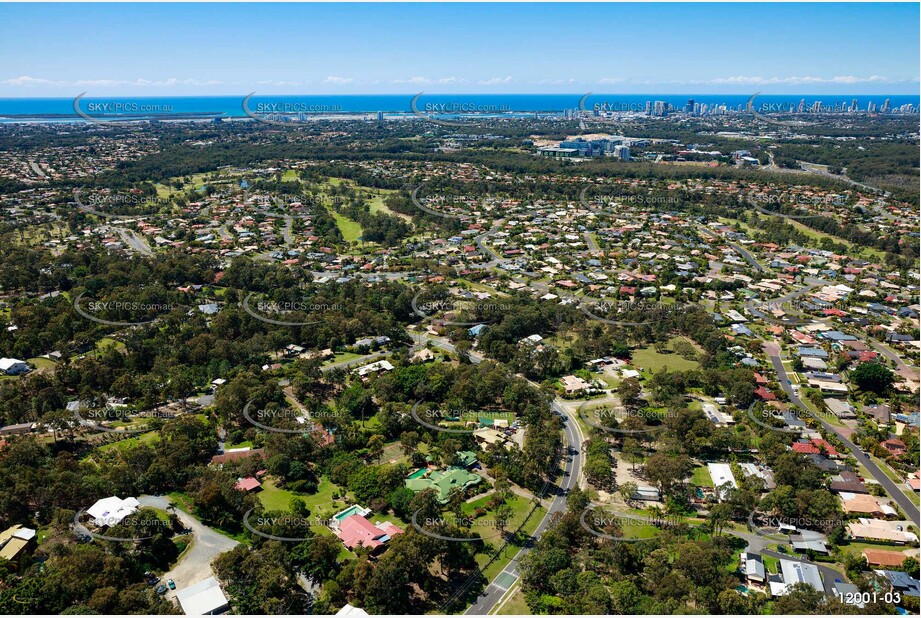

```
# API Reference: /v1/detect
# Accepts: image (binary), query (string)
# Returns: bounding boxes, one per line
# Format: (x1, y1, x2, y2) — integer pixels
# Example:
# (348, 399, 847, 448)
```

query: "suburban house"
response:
(862, 548, 911, 568)
(840, 493, 897, 517)
(847, 518, 919, 544)
(741, 552, 766, 585)
(875, 570, 921, 599)
(405, 467, 481, 504)
(0, 422, 35, 436)
(211, 448, 265, 467)
(560, 375, 592, 395)
(770, 559, 824, 596)
(0, 524, 36, 565)
(0, 358, 29, 376)
(234, 477, 262, 492)
(880, 439, 908, 457)
(331, 505, 403, 552)
(175, 576, 230, 615)
(355, 360, 394, 378)
(86, 496, 140, 527)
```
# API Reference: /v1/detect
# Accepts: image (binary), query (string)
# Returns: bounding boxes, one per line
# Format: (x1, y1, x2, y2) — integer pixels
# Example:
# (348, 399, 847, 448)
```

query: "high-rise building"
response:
(851, 99, 858, 113)
(613, 145, 631, 161)
(376, 111, 384, 122)
(881, 99, 891, 113)
(797, 99, 806, 113)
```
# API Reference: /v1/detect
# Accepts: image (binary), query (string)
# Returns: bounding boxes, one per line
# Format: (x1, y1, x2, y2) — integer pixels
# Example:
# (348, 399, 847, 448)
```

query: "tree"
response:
(366, 435, 386, 463)
(494, 503, 514, 540)
(618, 378, 642, 407)
(849, 362, 895, 395)
(619, 481, 638, 505)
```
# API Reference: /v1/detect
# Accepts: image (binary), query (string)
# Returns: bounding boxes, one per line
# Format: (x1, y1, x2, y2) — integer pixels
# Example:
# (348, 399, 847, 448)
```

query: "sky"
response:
(1, 3, 919, 97)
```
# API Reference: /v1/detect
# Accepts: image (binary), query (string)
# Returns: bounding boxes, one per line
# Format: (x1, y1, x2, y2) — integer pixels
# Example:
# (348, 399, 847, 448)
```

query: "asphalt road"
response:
(414, 333, 586, 614)
(465, 400, 582, 615)
(764, 342, 920, 524)
(728, 241, 765, 273)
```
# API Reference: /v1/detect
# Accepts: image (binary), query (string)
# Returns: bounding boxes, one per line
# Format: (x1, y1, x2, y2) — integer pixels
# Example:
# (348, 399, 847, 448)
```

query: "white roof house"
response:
(355, 360, 394, 377)
(336, 604, 369, 616)
(743, 552, 765, 582)
(707, 463, 737, 501)
(175, 576, 230, 615)
(773, 559, 824, 596)
(86, 496, 140, 527)
(0, 358, 29, 375)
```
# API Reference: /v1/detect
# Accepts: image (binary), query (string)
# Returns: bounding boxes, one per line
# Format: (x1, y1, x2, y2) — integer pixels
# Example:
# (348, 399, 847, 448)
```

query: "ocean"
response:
(0, 94, 917, 123)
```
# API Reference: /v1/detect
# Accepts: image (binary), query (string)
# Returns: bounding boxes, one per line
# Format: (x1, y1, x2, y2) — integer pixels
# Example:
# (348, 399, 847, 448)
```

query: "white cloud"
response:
(699, 75, 900, 86)
(1, 75, 226, 87)
(477, 76, 513, 86)
(323, 76, 354, 85)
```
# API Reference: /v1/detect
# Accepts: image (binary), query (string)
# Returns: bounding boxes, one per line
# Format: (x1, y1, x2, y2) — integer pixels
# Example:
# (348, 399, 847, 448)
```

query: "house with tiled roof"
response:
(334, 512, 403, 552)
(862, 548, 910, 568)
(791, 439, 839, 457)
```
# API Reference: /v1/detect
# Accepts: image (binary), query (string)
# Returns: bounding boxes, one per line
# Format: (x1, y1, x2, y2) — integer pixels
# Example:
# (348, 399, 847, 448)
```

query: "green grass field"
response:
(632, 338, 701, 374)
(330, 211, 364, 243)
(691, 465, 714, 487)
(458, 494, 545, 581)
(97, 430, 160, 452)
(496, 588, 530, 615)
(258, 475, 344, 517)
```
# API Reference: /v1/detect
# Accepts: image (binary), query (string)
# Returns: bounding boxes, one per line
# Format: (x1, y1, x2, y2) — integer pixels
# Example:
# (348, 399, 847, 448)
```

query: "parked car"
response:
(156, 585, 168, 595)
(167, 579, 176, 590)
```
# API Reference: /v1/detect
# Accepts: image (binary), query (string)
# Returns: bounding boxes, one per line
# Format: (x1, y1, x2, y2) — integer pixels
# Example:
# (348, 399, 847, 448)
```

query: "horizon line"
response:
(2, 92, 919, 100)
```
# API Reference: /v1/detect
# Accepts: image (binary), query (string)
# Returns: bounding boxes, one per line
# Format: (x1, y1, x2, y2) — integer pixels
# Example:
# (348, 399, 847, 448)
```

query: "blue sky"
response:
(1, 3, 918, 96)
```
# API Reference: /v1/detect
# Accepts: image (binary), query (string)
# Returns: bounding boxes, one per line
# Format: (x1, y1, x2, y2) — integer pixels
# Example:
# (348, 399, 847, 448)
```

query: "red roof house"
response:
(235, 477, 262, 492)
(336, 515, 404, 551)
(754, 386, 776, 401)
(881, 439, 907, 457)
(792, 439, 839, 457)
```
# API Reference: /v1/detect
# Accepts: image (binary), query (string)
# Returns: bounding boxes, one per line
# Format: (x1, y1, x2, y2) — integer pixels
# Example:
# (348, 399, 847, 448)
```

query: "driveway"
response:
(138, 495, 239, 601)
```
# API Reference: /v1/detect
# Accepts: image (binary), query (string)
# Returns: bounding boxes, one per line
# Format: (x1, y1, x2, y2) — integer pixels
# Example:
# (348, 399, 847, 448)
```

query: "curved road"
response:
(763, 342, 920, 524)
(465, 400, 582, 615)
